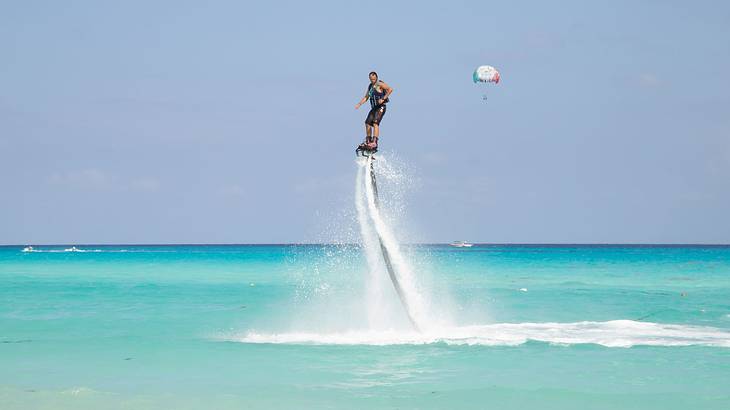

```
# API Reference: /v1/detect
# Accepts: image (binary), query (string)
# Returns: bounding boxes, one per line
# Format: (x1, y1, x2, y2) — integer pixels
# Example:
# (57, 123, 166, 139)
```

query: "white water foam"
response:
(233, 320, 730, 348)
(358, 156, 431, 330)
(20, 248, 174, 253)
(355, 159, 392, 328)
(21, 248, 104, 253)
(221, 156, 730, 349)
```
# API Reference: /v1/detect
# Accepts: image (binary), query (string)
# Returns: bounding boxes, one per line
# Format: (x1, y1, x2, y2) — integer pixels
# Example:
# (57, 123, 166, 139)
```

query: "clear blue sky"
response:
(2, 0, 729, 244)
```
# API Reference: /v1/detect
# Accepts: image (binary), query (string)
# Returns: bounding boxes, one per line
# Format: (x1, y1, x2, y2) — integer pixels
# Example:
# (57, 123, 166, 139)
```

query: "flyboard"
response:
(356, 145, 420, 330)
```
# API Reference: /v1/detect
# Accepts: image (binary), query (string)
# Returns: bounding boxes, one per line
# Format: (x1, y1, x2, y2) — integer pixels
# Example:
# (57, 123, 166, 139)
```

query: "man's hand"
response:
(377, 99, 384, 105)
(355, 102, 361, 109)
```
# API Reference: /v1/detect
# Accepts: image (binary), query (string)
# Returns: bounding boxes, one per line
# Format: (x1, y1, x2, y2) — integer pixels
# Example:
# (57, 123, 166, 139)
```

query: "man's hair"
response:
(369, 71, 378, 79)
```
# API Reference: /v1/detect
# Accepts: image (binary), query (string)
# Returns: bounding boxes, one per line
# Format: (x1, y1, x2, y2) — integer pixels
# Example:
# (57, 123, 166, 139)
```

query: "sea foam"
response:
(233, 320, 730, 348)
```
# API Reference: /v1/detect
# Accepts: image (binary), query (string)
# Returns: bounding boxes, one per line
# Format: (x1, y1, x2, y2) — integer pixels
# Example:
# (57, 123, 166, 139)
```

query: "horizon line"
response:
(3, 242, 729, 247)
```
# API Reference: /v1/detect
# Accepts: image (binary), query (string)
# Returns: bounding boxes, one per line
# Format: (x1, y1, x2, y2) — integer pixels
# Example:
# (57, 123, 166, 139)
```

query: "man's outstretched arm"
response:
(355, 92, 369, 109)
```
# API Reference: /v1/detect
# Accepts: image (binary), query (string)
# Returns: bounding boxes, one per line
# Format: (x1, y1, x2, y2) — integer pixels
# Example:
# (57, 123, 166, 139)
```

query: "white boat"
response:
(64, 246, 81, 252)
(449, 241, 473, 248)
(22, 246, 34, 252)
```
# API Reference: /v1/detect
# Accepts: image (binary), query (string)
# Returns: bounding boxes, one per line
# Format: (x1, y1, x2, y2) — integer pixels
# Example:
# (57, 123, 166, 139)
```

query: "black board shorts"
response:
(365, 104, 387, 126)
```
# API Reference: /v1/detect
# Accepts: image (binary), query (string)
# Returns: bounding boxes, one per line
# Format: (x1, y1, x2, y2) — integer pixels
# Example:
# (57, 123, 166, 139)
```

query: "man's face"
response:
(369, 74, 377, 84)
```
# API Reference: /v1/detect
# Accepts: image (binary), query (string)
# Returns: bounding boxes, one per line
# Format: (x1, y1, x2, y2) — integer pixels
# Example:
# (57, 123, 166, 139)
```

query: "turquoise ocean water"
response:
(1, 244, 729, 409)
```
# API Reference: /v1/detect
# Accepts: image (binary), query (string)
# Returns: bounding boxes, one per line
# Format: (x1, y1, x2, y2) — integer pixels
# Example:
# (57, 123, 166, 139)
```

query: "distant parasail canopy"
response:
(473, 65, 500, 84)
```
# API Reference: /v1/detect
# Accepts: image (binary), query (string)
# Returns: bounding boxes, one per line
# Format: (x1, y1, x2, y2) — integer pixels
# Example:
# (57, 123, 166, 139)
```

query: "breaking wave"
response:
(229, 320, 730, 348)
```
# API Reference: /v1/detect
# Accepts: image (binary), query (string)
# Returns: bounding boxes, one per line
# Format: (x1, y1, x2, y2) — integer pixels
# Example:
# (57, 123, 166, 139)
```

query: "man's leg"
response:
(371, 124, 379, 147)
(365, 108, 377, 144)
(370, 105, 385, 148)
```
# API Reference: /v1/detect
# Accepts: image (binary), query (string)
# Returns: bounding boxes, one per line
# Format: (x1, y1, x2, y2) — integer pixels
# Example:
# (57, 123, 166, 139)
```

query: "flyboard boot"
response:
(355, 136, 378, 157)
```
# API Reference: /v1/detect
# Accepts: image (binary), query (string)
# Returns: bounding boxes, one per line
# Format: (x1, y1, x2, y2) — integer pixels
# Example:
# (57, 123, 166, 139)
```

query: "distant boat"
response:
(22, 246, 34, 252)
(449, 241, 473, 248)
(64, 246, 81, 252)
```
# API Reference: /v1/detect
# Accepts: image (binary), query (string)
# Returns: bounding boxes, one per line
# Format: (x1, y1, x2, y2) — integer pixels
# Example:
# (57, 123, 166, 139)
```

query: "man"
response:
(355, 71, 393, 152)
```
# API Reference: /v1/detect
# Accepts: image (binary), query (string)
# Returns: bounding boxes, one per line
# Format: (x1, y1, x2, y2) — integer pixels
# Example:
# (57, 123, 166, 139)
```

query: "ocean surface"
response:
(1, 244, 729, 409)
